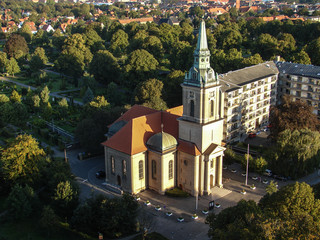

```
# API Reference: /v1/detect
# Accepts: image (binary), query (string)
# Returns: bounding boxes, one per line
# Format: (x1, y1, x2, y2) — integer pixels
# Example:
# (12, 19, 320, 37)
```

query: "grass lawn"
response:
(0, 219, 95, 240)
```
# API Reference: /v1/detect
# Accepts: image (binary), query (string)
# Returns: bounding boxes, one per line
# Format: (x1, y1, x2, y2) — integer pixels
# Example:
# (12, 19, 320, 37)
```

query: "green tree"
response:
(89, 50, 120, 85)
(141, 35, 164, 60)
(6, 57, 20, 76)
(10, 90, 21, 103)
(255, 33, 278, 60)
(134, 78, 167, 110)
(106, 82, 126, 106)
(306, 37, 320, 65)
(271, 128, 320, 178)
(124, 49, 159, 88)
(53, 180, 79, 218)
(89, 96, 110, 109)
(32, 94, 41, 108)
(5, 184, 36, 220)
(4, 34, 29, 60)
(40, 85, 50, 104)
(18, 23, 32, 43)
(39, 205, 60, 236)
(0, 51, 7, 72)
(82, 87, 94, 104)
(169, 41, 193, 71)
(265, 180, 278, 195)
(130, 30, 149, 51)
(0, 94, 9, 104)
(83, 28, 104, 53)
(109, 29, 129, 57)
(0, 134, 46, 185)
(293, 50, 311, 65)
(242, 53, 264, 67)
(163, 70, 184, 107)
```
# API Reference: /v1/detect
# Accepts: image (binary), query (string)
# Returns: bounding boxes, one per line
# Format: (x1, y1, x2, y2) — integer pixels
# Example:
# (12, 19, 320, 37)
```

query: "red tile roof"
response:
(102, 105, 202, 156)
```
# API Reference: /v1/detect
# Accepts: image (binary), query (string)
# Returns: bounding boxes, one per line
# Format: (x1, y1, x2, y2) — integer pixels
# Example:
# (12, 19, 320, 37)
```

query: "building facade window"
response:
(190, 100, 194, 117)
(139, 160, 143, 180)
(169, 160, 173, 179)
(210, 100, 214, 117)
(152, 160, 156, 179)
(111, 156, 115, 175)
(122, 160, 127, 176)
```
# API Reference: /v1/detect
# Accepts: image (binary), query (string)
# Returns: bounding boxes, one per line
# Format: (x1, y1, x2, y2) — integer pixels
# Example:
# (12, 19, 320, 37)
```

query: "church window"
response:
(206, 57, 209, 62)
(210, 100, 214, 117)
(122, 160, 127, 176)
(192, 72, 197, 80)
(152, 160, 156, 179)
(189, 91, 194, 98)
(169, 160, 173, 179)
(190, 100, 194, 117)
(139, 160, 143, 179)
(211, 160, 213, 168)
(201, 58, 204, 62)
(111, 156, 115, 174)
(184, 160, 188, 166)
(208, 72, 212, 79)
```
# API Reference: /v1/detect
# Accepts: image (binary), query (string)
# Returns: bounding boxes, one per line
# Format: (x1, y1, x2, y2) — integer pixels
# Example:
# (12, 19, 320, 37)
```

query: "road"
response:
(58, 147, 320, 240)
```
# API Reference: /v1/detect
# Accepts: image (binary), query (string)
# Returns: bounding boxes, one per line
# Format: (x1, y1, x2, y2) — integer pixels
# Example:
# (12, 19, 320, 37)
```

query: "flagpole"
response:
(245, 144, 249, 186)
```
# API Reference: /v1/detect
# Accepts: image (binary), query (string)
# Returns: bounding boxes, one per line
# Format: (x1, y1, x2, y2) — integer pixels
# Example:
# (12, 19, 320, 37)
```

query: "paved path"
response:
(0, 76, 83, 105)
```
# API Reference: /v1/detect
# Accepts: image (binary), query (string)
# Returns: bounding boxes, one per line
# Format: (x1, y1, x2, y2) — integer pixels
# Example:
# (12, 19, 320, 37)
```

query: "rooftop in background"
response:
(220, 61, 279, 92)
(276, 61, 320, 79)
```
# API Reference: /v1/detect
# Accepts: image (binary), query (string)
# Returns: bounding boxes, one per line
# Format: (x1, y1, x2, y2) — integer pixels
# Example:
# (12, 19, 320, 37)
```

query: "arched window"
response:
(111, 156, 115, 174)
(139, 160, 143, 180)
(190, 100, 194, 117)
(169, 160, 173, 179)
(152, 160, 156, 179)
(210, 100, 214, 117)
(122, 160, 127, 176)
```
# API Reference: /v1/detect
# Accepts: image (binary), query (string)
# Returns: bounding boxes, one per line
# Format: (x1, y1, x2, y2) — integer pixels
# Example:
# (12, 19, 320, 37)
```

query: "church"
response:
(101, 20, 226, 197)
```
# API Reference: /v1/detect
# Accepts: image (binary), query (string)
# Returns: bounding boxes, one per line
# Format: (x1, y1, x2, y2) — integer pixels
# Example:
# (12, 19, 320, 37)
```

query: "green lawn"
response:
(0, 219, 95, 240)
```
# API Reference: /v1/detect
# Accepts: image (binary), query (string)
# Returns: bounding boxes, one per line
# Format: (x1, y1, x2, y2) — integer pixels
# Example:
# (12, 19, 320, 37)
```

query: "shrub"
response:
(165, 188, 189, 198)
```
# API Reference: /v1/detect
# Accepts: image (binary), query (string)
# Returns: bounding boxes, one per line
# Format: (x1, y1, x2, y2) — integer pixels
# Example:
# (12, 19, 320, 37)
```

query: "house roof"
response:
(102, 105, 204, 156)
(220, 61, 279, 92)
(276, 61, 320, 78)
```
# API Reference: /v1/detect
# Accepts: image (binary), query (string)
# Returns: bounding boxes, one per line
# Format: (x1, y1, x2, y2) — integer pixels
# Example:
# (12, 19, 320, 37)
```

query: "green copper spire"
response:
(184, 20, 218, 87)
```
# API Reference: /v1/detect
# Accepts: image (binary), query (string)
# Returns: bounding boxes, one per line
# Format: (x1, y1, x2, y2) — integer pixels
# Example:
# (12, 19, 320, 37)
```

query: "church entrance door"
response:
(117, 175, 121, 186)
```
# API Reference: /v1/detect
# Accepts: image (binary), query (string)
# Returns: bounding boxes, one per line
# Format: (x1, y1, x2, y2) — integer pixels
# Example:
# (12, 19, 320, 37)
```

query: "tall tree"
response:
(269, 95, 320, 139)
(89, 50, 120, 85)
(109, 29, 129, 57)
(4, 34, 29, 60)
(6, 57, 20, 76)
(0, 134, 46, 185)
(0, 51, 7, 72)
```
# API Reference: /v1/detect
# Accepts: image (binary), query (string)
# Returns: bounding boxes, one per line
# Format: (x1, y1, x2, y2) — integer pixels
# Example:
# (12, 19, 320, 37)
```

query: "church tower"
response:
(178, 20, 224, 153)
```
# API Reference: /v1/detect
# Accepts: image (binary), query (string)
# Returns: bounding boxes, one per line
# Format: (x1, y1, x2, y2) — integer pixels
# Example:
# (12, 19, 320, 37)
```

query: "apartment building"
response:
(219, 62, 279, 143)
(276, 61, 320, 116)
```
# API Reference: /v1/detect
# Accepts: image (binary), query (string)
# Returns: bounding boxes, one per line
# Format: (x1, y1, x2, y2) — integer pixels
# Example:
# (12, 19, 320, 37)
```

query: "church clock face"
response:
(201, 58, 204, 62)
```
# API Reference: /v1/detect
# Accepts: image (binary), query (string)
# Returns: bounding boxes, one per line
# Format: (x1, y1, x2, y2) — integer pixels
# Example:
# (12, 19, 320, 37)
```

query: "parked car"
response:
(248, 133, 257, 138)
(263, 169, 272, 177)
(96, 170, 106, 179)
(273, 175, 287, 182)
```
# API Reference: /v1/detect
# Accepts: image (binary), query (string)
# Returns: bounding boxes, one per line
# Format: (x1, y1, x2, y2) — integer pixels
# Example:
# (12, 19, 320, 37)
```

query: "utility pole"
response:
(245, 144, 249, 186)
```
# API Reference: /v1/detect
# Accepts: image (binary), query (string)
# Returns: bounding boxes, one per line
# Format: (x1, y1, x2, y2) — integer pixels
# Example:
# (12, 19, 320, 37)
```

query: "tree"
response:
(89, 50, 120, 85)
(52, 180, 79, 218)
(169, 41, 193, 71)
(5, 184, 36, 220)
(4, 34, 29, 60)
(6, 57, 20, 76)
(34, 47, 48, 65)
(56, 33, 92, 79)
(269, 95, 320, 139)
(39, 205, 60, 236)
(106, 82, 126, 106)
(10, 90, 21, 103)
(163, 70, 184, 107)
(141, 35, 164, 60)
(270, 128, 320, 178)
(292, 50, 311, 65)
(306, 37, 320, 65)
(124, 49, 159, 88)
(0, 94, 9, 104)
(242, 53, 264, 67)
(265, 180, 278, 195)
(255, 33, 278, 60)
(19, 23, 32, 43)
(109, 29, 129, 57)
(71, 194, 139, 238)
(89, 96, 110, 109)
(40, 86, 50, 104)
(134, 78, 167, 110)
(82, 87, 94, 104)
(0, 134, 46, 185)
(0, 51, 7, 72)
(83, 28, 104, 53)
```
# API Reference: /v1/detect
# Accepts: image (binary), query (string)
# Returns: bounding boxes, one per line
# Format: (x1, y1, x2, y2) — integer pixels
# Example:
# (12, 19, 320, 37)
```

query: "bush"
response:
(165, 188, 189, 198)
